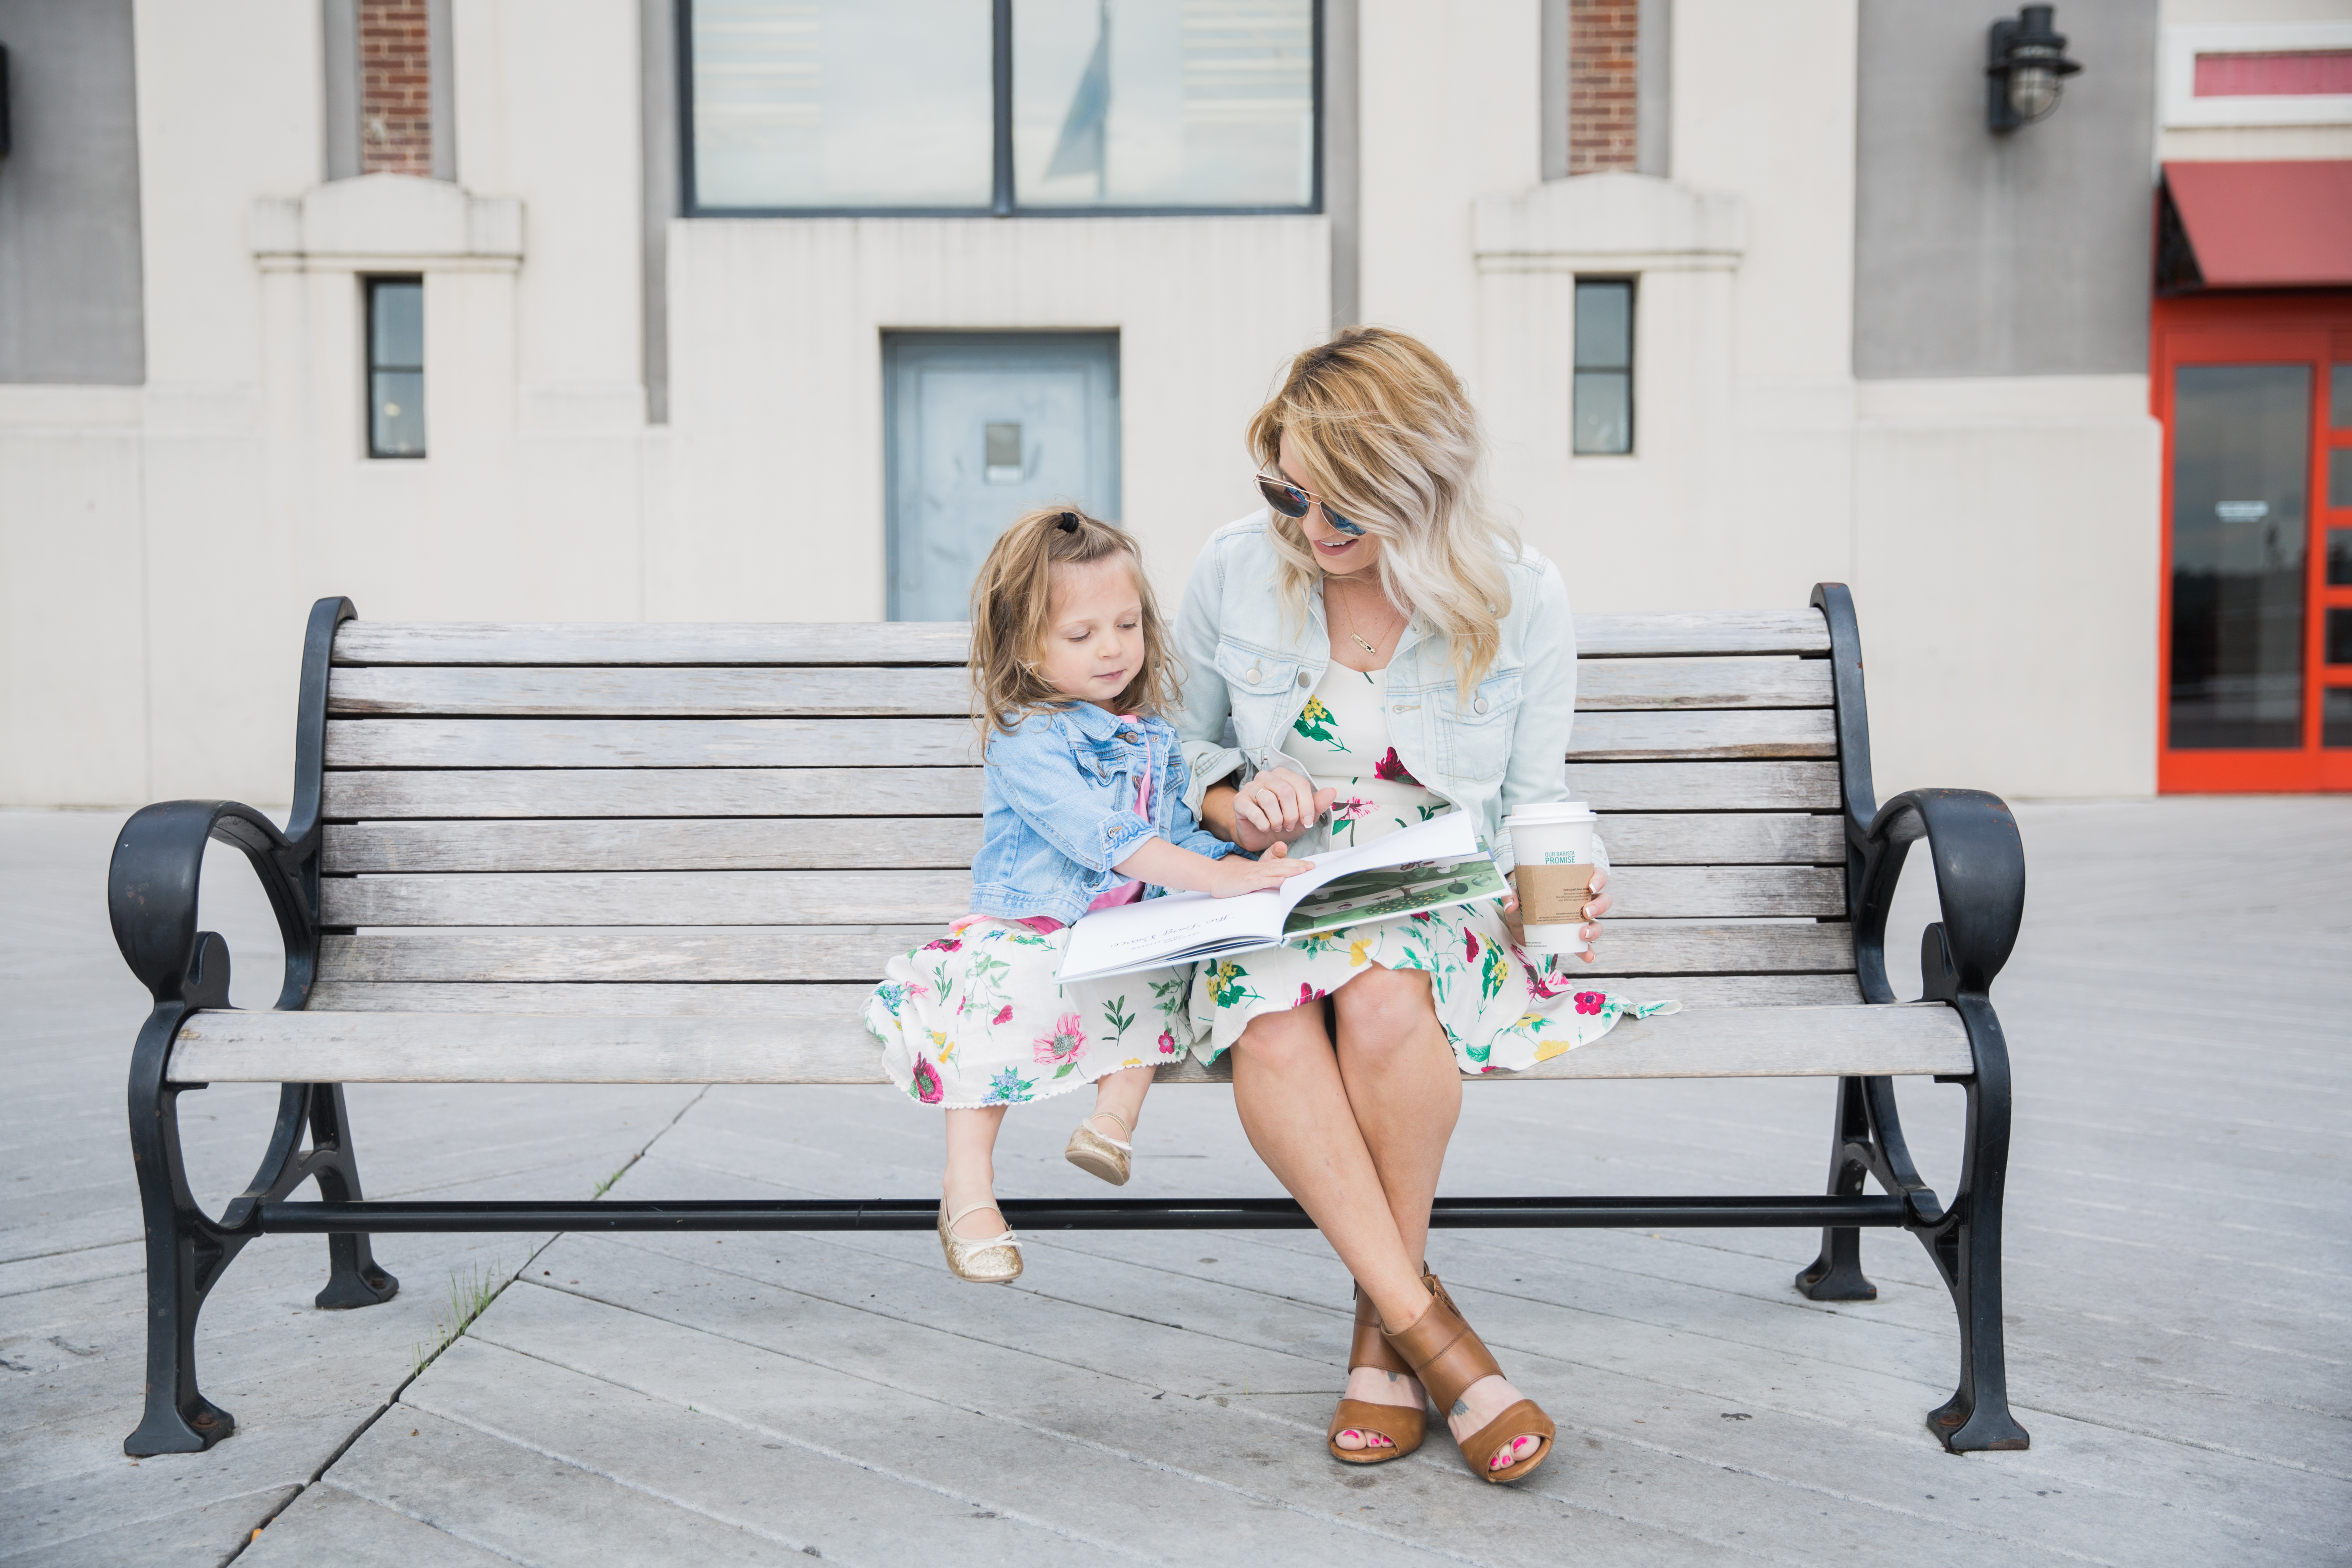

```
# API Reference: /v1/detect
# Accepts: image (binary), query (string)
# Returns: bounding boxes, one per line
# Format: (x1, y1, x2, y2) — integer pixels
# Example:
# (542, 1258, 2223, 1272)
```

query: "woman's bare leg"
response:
(1330, 966, 1545, 1474)
(941, 1105, 1009, 1239)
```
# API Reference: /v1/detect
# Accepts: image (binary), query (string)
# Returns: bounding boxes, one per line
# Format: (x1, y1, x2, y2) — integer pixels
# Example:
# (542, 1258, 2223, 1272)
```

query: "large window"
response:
(685, 0, 1320, 215)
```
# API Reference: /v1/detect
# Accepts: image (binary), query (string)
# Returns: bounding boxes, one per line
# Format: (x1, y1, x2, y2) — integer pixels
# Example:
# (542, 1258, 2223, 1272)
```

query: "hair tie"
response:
(1056, 512, 1080, 533)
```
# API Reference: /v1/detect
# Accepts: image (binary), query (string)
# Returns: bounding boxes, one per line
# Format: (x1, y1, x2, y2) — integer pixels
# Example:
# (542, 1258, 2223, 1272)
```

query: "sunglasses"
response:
(1256, 472, 1367, 538)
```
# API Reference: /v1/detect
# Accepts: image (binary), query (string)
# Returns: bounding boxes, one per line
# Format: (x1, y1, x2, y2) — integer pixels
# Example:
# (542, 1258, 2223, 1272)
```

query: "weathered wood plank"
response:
(1570, 761, 1843, 811)
(1573, 658, 1831, 711)
(323, 717, 981, 769)
(317, 920, 1854, 983)
(321, 870, 973, 927)
(1566, 708, 1837, 761)
(1603, 865, 1844, 919)
(322, 767, 988, 819)
(324, 818, 984, 873)
(1576, 609, 1828, 658)
(328, 665, 973, 718)
(1594, 812, 1844, 865)
(302, 973, 1864, 1015)
(167, 1002, 1962, 1084)
(332, 611, 1827, 666)
(333, 620, 973, 666)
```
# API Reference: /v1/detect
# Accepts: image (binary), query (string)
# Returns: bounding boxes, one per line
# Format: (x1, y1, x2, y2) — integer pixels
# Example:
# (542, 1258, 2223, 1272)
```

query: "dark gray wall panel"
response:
(1854, 0, 2158, 380)
(0, 0, 145, 384)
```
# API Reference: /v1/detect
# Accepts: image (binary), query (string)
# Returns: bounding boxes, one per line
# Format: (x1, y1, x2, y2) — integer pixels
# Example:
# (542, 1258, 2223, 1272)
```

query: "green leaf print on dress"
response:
(1292, 695, 1344, 750)
(1204, 960, 1261, 1009)
(984, 1066, 1037, 1104)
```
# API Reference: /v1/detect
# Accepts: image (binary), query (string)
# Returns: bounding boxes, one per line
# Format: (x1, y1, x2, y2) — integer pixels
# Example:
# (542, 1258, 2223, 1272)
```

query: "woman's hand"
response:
(1216, 769, 1337, 853)
(1501, 865, 1610, 962)
(1208, 843, 1315, 898)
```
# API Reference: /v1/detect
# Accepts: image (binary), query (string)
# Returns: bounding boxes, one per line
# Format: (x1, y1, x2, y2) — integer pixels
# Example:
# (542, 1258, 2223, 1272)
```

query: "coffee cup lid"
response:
(1502, 801, 1595, 826)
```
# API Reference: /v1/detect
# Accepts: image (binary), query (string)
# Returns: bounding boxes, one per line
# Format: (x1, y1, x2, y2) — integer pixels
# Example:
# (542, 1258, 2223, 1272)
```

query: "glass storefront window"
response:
(687, 0, 1318, 213)
(1012, 0, 1315, 209)
(2167, 364, 2310, 750)
(689, 0, 996, 211)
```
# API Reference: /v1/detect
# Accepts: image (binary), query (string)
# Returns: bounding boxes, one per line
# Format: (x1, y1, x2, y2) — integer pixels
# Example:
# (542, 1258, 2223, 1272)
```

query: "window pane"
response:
(2329, 528, 2352, 587)
(1013, 0, 1314, 209)
(691, 0, 995, 209)
(371, 370, 425, 457)
(2326, 688, 2352, 748)
(370, 280, 422, 371)
(2333, 364, 2351, 428)
(2332, 447, 2352, 508)
(1573, 371, 1630, 455)
(2167, 364, 2308, 749)
(2330, 608, 2352, 666)
(1574, 281, 1631, 370)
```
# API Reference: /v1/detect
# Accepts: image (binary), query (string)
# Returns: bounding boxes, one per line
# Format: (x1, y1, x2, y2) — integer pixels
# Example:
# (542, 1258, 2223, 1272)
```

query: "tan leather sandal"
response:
(1064, 1108, 1133, 1186)
(1382, 1274, 1555, 1484)
(937, 1200, 1022, 1283)
(1326, 1283, 1428, 1465)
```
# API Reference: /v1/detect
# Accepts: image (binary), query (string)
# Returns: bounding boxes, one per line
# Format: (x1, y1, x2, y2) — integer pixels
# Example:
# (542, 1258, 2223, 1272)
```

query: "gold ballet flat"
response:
(938, 1200, 1023, 1284)
(1064, 1108, 1133, 1186)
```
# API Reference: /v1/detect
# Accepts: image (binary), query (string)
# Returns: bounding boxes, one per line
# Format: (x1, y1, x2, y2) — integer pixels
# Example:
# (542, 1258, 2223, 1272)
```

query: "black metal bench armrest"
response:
(109, 801, 321, 1012)
(1852, 789, 2026, 1006)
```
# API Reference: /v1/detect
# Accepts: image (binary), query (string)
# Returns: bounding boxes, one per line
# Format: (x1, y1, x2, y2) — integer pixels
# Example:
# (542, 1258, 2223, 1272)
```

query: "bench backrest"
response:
(309, 611, 1860, 1018)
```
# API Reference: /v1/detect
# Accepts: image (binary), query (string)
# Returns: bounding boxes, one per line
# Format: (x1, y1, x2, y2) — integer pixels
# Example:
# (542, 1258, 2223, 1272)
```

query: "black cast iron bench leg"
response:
(1795, 1074, 1882, 1302)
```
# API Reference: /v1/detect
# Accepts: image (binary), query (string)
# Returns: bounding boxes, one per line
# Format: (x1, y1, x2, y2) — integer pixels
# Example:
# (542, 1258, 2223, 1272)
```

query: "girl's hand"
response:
(1501, 865, 1610, 961)
(1228, 769, 1336, 851)
(1210, 843, 1315, 898)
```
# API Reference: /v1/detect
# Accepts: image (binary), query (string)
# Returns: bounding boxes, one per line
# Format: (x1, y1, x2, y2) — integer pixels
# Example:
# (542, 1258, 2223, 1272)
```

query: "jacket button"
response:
(1246, 666, 1261, 684)
(1297, 670, 1311, 686)
(1474, 696, 1489, 714)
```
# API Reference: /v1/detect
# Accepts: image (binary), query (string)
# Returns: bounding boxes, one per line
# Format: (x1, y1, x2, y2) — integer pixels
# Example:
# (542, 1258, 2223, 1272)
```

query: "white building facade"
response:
(3, 0, 2346, 808)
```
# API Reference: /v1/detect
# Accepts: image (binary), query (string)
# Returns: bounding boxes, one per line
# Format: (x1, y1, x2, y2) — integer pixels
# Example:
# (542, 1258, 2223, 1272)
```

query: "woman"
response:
(1174, 328, 1665, 1484)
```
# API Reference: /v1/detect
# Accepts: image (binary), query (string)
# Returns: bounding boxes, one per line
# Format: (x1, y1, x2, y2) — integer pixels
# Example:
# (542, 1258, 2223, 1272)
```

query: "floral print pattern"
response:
(865, 919, 1196, 1109)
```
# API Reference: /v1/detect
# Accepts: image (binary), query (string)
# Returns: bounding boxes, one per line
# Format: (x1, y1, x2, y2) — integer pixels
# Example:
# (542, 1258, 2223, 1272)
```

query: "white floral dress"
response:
(866, 921, 1198, 1109)
(1187, 663, 1677, 1073)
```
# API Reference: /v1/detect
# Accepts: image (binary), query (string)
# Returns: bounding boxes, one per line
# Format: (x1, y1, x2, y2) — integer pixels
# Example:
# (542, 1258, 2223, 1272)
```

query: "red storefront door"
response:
(2153, 292, 2352, 793)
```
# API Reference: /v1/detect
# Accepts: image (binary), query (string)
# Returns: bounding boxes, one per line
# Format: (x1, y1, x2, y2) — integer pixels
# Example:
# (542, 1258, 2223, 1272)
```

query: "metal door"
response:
(884, 331, 1121, 622)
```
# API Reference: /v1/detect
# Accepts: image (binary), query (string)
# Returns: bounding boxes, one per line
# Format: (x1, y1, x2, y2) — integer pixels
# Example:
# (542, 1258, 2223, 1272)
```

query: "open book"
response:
(1054, 812, 1507, 984)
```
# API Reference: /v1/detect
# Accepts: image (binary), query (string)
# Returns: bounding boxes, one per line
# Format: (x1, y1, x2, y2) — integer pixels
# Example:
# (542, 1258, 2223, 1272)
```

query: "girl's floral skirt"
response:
(1188, 903, 1678, 1074)
(864, 920, 1198, 1109)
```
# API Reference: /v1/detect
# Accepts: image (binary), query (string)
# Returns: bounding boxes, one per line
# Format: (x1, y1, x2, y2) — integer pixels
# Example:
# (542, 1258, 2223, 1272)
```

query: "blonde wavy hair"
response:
(1247, 327, 1518, 698)
(968, 507, 1181, 737)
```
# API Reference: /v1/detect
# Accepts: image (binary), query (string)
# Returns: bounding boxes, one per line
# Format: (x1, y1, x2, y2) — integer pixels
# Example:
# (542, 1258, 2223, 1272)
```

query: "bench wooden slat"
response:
(1570, 761, 1842, 811)
(323, 710, 1829, 770)
(329, 612, 1829, 667)
(1598, 813, 1842, 865)
(323, 818, 986, 873)
(1572, 658, 1830, 711)
(318, 921, 1854, 983)
(328, 657, 1829, 719)
(322, 767, 988, 819)
(323, 718, 980, 769)
(323, 810, 1842, 873)
(167, 1001, 1959, 1085)
(304, 971, 1865, 1016)
(328, 666, 972, 718)
(319, 864, 1844, 927)
(1565, 709, 1836, 761)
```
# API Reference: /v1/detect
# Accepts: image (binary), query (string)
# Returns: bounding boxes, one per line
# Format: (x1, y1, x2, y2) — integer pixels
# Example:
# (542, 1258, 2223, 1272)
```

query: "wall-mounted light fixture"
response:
(1986, 6, 2082, 133)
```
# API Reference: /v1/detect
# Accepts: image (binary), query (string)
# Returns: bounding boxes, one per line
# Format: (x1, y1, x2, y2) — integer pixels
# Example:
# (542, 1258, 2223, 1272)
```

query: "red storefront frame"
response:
(2152, 291, 2352, 793)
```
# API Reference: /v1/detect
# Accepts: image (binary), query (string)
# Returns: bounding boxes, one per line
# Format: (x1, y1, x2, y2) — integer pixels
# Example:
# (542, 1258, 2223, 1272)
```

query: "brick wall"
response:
(360, 0, 432, 176)
(1568, 0, 1639, 175)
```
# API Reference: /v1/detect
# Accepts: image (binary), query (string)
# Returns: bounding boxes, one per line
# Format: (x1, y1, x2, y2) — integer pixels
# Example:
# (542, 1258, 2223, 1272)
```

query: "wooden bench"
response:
(110, 585, 2030, 1459)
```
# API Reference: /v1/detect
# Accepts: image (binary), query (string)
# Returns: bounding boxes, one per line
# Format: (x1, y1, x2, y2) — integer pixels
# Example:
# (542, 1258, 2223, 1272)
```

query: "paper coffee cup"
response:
(1503, 802, 1598, 955)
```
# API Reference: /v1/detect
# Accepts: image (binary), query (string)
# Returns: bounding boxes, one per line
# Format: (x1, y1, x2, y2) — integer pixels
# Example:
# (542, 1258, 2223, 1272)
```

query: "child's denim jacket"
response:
(972, 703, 1234, 927)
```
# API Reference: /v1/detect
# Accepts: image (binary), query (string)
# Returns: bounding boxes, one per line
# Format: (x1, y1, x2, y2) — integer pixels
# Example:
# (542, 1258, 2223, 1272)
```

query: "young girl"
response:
(864, 508, 1315, 1284)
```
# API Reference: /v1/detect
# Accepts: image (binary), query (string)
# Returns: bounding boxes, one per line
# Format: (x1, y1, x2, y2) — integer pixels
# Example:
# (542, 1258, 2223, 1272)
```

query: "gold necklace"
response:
(1329, 576, 1400, 659)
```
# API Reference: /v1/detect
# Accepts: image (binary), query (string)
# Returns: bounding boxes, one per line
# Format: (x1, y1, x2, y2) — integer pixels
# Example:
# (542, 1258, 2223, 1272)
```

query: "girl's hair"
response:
(1246, 326, 1519, 698)
(969, 507, 1180, 736)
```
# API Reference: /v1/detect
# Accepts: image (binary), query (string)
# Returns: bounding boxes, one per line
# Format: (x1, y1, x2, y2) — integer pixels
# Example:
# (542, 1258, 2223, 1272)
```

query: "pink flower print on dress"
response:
(1033, 1012, 1087, 1066)
(1574, 992, 1605, 1016)
(1294, 983, 1327, 1008)
(1463, 928, 1481, 964)
(910, 1057, 944, 1104)
(1156, 1028, 1177, 1055)
(1373, 747, 1422, 786)
(920, 937, 962, 954)
(992, 1004, 1015, 1026)
(1524, 964, 1576, 1001)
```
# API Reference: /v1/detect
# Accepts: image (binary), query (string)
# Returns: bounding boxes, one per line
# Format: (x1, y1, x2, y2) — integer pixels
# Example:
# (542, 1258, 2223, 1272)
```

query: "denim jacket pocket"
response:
(1213, 638, 1306, 763)
(1436, 669, 1523, 782)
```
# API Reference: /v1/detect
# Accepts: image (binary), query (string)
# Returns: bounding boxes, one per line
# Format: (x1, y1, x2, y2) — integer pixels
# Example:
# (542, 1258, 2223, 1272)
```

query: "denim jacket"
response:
(971, 702, 1235, 927)
(1172, 510, 1591, 876)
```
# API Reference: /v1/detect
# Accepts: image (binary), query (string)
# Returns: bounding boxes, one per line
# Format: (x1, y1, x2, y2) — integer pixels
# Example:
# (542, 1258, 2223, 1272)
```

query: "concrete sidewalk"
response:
(2, 798, 2347, 1565)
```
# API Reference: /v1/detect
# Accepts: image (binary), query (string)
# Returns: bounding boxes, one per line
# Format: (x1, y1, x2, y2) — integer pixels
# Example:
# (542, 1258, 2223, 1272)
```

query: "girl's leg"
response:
(1330, 966, 1545, 1475)
(1087, 1062, 1154, 1142)
(942, 1105, 1009, 1239)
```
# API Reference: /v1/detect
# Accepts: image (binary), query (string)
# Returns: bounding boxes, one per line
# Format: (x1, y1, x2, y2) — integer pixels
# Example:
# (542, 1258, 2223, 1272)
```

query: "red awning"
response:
(2162, 161, 2352, 289)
